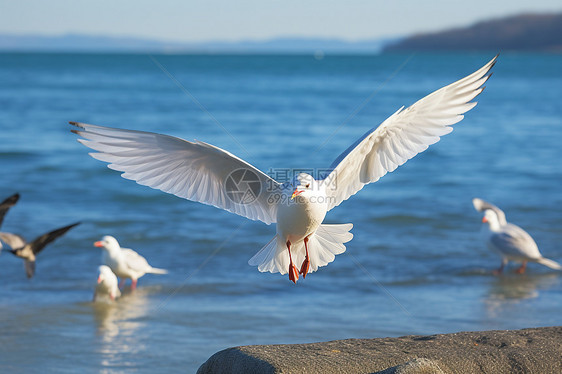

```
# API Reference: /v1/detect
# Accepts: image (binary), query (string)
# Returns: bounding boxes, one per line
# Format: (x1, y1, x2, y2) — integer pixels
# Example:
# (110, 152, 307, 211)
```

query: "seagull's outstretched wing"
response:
(472, 197, 507, 225)
(490, 223, 541, 259)
(121, 248, 151, 272)
(29, 222, 81, 255)
(71, 123, 281, 224)
(0, 232, 27, 249)
(0, 193, 20, 228)
(322, 55, 497, 211)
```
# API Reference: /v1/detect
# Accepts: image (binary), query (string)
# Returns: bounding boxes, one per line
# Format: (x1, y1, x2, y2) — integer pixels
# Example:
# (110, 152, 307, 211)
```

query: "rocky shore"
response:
(197, 326, 561, 374)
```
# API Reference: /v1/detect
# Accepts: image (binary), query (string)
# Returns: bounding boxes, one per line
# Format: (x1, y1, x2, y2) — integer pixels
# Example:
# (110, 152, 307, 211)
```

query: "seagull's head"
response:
(97, 265, 114, 284)
(290, 173, 322, 201)
(481, 209, 500, 229)
(94, 235, 120, 252)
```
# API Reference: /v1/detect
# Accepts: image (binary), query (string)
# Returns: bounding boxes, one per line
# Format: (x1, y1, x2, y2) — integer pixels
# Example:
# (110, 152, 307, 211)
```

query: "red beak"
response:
(291, 188, 304, 200)
(97, 275, 102, 284)
(482, 217, 488, 223)
(94, 241, 103, 247)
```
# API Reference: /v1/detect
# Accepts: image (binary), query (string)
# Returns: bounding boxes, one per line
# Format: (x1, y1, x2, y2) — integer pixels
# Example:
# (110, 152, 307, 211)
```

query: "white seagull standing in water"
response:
(94, 235, 167, 289)
(473, 198, 561, 274)
(94, 265, 121, 301)
(73, 55, 497, 283)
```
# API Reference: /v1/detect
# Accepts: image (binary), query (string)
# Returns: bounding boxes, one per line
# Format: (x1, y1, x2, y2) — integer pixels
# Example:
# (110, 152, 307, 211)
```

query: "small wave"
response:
(0, 151, 41, 159)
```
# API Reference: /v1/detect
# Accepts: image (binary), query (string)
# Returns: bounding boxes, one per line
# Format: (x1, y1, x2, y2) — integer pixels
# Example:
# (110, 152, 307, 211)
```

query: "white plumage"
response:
(94, 265, 121, 301)
(473, 198, 561, 274)
(94, 235, 167, 289)
(323, 57, 495, 210)
(73, 55, 497, 283)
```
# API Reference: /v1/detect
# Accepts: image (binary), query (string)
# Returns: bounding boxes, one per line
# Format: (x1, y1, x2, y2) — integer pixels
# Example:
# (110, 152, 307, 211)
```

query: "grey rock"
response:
(197, 326, 562, 374)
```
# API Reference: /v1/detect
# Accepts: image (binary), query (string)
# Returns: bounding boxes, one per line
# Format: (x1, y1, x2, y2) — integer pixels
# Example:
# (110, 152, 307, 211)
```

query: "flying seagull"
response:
(473, 198, 560, 274)
(72, 55, 497, 283)
(94, 235, 167, 289)
(0, 222, 81, 278)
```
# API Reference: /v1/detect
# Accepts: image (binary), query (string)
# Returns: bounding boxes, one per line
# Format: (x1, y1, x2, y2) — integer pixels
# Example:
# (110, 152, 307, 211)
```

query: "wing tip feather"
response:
(69, 121, 87, 130)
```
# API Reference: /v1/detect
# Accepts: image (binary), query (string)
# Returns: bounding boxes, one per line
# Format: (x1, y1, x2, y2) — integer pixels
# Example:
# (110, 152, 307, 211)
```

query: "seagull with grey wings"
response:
(473, 197, 560, 274)
(72, 55, 497, 283)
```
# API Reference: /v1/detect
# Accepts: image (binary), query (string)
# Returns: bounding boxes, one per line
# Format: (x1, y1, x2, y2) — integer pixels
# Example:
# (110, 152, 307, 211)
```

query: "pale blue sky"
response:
(1, 0, 561, 41)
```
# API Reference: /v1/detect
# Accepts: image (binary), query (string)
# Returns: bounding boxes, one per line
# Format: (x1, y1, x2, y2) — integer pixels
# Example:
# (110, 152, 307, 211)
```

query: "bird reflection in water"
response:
(484, 273, 560, 318)
(92, 287, 156, 369)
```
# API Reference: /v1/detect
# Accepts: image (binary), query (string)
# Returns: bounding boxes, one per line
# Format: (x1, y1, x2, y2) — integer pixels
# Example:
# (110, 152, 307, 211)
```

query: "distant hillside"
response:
(384, 12, 562, 52)
(190, 37, 397, 54)
(0, 34, 398, 54)
(0, 34, 182, 52)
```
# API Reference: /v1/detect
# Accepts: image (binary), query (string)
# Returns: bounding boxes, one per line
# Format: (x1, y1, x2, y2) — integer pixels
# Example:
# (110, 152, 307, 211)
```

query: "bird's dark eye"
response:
(306, 183, 310, 188)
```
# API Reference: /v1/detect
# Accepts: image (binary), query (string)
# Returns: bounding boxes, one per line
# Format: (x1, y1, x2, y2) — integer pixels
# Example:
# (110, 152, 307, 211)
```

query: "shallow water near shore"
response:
(0, 53, 561, 372)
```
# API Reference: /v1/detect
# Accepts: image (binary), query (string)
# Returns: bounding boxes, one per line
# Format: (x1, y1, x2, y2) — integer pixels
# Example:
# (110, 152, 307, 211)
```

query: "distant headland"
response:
(384, 12, 562, 52)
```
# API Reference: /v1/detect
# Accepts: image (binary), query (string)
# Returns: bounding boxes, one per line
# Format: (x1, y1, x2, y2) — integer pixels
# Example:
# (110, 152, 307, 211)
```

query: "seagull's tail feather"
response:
(25, 260, 36, 279)
(536, 257, 562, 270)
(307, 224, 353, 273)
(248, 235, 285, 274)
(249, 223, 353, 275)
(148, 267, 168, 274)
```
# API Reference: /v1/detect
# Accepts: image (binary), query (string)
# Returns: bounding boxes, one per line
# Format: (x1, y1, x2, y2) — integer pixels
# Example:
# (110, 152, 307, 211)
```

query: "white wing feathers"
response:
(122, 248, 151, 271)
(323, 55, 497, 211)
(489, 224, 541, 260)
(0, 232, 27, 249)
(122, 248, 168, 274)
(472, 197, 507, 225)
(71, 122, 280, 224)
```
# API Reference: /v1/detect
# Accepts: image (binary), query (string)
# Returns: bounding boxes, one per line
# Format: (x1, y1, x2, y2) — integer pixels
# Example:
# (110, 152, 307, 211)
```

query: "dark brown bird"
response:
(0, 222, 80, 278)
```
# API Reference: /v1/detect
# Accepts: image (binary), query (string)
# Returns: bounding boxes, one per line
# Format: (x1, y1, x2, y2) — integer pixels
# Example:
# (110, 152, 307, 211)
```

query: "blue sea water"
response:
(0, 52, 561, 372)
